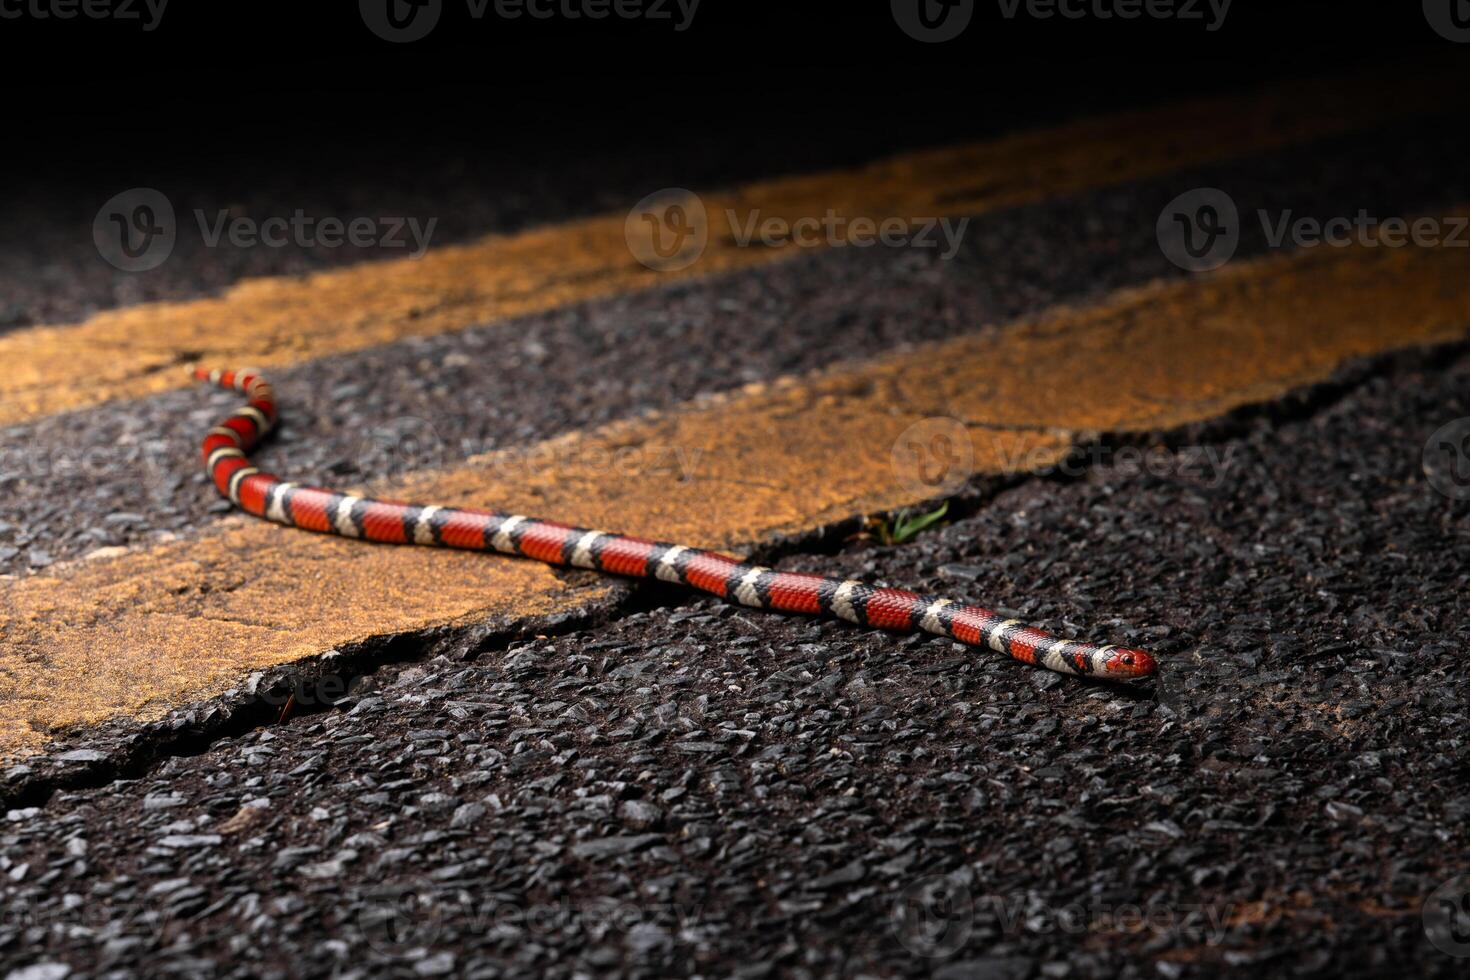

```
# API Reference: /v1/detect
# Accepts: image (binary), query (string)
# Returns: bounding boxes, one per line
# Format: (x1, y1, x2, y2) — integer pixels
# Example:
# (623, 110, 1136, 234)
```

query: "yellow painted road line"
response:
(2, 236, 1468, 760)
(0, 68, 1458, 431)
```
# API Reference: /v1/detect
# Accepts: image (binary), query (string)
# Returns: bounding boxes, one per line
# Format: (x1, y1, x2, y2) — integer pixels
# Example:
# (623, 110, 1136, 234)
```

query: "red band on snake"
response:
(193, 368, 1158, 680)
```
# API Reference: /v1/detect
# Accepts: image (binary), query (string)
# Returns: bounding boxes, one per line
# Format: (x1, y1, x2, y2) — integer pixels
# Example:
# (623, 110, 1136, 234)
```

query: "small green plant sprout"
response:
(876, 501, 949, 546)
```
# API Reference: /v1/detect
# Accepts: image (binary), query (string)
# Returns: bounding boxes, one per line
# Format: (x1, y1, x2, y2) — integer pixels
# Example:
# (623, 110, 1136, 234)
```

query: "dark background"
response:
(3, 5, 1464, 535)
(0, 0, 1464, 331)
(3, 0, 1462, 187)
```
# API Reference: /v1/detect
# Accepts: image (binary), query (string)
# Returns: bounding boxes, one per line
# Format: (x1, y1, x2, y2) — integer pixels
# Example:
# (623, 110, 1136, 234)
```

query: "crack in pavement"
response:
(3, 234, 1469, 765)
(5, 337, 1462, 812)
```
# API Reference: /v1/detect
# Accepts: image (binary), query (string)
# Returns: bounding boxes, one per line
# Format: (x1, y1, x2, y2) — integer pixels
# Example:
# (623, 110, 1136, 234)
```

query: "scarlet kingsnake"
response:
(193, 368, 1158, 680)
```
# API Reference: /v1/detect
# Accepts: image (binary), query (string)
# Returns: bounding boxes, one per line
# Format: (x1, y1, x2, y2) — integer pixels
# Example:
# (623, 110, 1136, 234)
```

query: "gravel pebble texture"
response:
(2, 343, 1467, 978)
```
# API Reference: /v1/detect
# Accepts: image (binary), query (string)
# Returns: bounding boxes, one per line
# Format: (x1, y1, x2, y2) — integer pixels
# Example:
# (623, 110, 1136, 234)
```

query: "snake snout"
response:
(1102, 646, 1158, 680)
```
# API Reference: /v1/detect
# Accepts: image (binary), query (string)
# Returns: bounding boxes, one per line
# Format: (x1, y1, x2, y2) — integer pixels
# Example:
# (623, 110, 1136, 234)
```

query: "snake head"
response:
(1100, 646, 1158, 680)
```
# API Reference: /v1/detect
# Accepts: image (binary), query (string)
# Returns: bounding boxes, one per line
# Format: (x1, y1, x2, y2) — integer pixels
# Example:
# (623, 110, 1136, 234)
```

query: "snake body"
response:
(194, 368, 1157, 680)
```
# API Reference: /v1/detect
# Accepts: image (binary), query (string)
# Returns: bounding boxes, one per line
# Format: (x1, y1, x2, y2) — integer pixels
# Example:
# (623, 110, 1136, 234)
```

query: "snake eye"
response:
(1120, 653, 1135, 666)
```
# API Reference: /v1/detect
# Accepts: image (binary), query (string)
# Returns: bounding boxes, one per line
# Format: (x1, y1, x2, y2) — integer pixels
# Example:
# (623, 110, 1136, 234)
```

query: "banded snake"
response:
(194, 368, 1158, 680)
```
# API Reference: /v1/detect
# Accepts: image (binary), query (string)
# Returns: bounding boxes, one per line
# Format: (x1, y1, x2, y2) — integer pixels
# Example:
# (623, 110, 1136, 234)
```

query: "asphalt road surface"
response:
(2, 70, 1469, 979)
(4, 344, 1469, 978)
